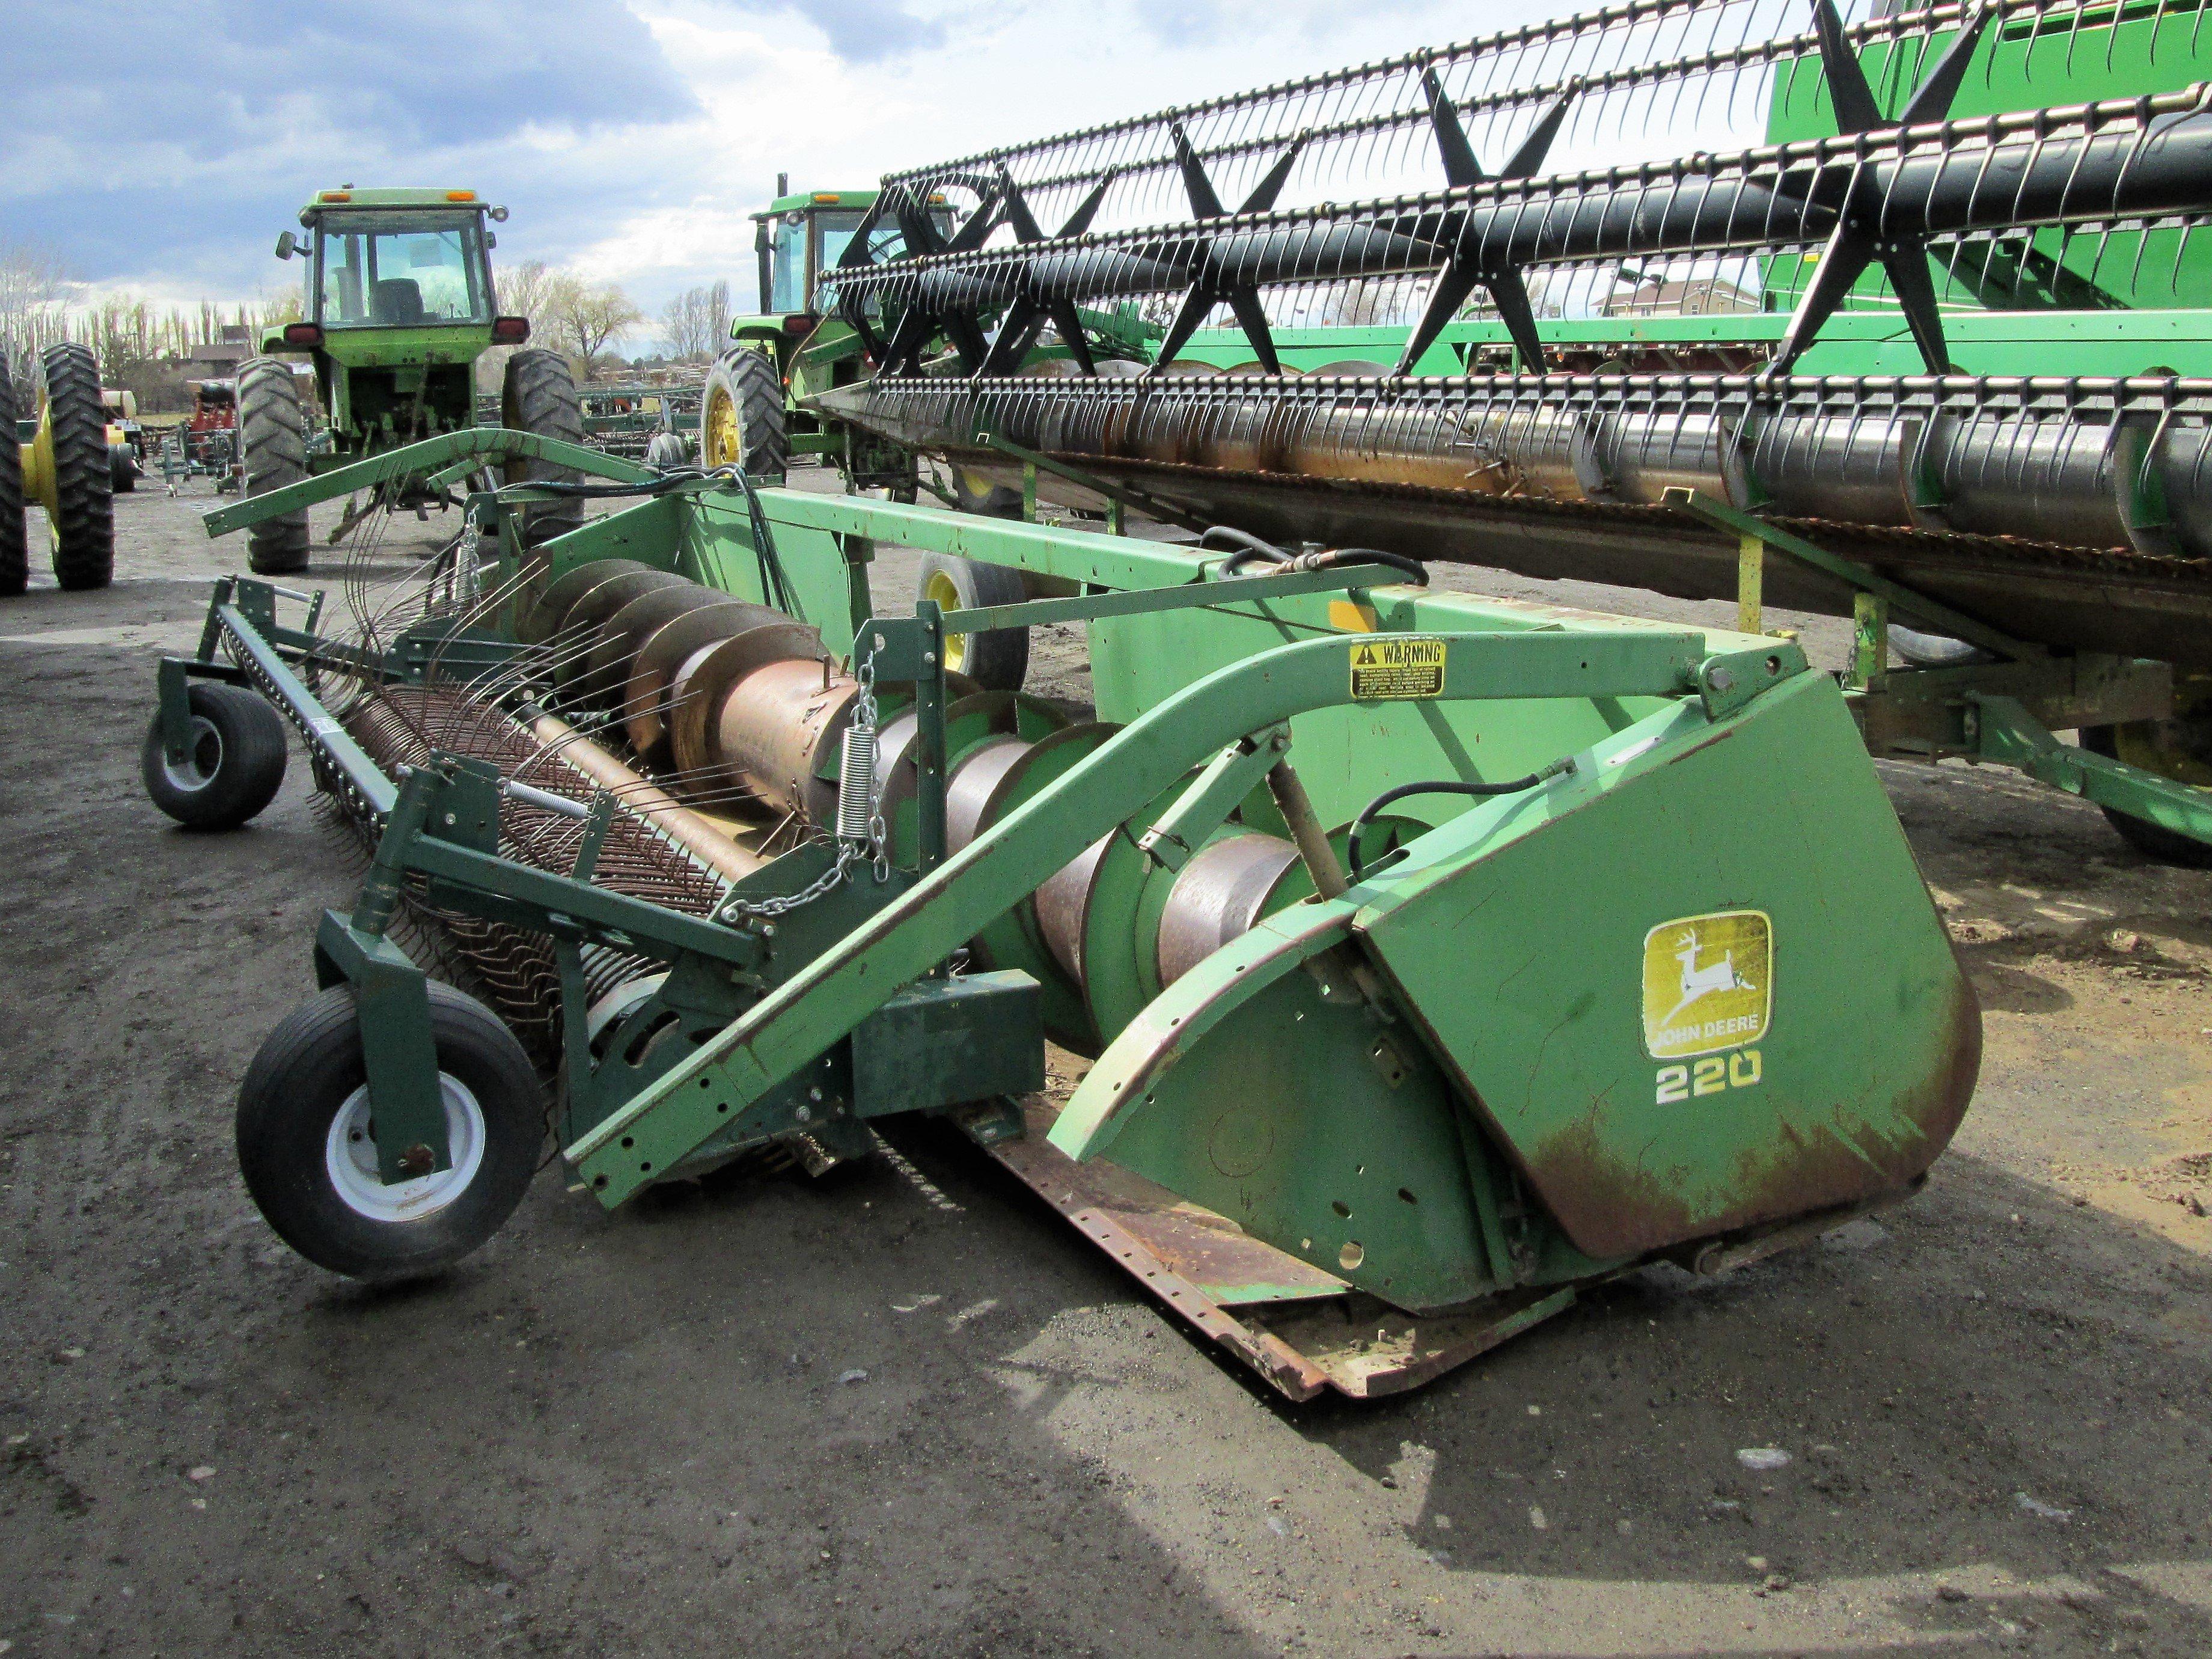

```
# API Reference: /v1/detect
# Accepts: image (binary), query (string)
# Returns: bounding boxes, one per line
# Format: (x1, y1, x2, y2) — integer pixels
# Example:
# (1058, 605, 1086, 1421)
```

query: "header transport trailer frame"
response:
(152, 427, 1993, 1399)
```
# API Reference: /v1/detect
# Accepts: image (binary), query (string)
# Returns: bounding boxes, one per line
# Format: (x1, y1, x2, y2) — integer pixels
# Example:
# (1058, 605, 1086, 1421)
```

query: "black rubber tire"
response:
(236, 981, 543, 1281)
(698, 347, 789, 478)
(0, 356, 24, 598)
(109, 444, 138, 493)
(947, 463, 1022, 518)
(501, 349, 586, 548)
(140, 681, 289, 829)
(2080, 724, 2212, 867)
(237, 356, 310, 573)
(918, 551, 1029, 692)
(40, 343, 114, 590)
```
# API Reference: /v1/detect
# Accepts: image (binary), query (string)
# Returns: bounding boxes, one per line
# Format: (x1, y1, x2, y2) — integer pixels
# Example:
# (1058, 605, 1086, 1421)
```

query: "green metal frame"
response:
(1667, 487, 2212, 851)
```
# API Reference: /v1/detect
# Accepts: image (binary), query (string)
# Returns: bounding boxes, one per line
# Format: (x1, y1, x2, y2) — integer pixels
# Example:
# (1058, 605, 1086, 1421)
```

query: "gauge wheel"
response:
(918, 551, 1028, 692)
(236, 981, 543, 1280)
(2082, 688, 2212, 867)
(140, 682, 289, 829)
(947, 464, 1022, 518)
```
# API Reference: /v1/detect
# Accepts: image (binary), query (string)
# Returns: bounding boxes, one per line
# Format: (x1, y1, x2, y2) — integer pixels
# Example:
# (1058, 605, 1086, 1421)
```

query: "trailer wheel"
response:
(40, 343, 114, 590)
(699, 347, 788, 478)
(0, 356, 24, 598)
(237, 982, 542, 1281)
(109, 444, 138, 493)
(140, 682, 289, 829)
(237, 356, 310, 573)
(947, 465, 1022, 518)
(501, 349, 586, 547)
(918, 551, 1028, 692)
(2081, 716, 2212, 868)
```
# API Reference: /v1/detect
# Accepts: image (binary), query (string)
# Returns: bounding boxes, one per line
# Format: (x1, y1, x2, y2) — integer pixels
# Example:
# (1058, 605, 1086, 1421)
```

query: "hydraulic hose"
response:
(1348, 760, 1575, 881)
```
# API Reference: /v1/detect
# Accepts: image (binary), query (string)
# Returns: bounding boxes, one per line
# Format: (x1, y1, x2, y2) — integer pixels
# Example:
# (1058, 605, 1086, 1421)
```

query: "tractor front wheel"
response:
(141, 682, 289, 829)
(237, 982, 543, 1281)
(501, 349, 586, 547)
(0, 357, 24, 597)
(698, 347, 789, 478)
(238, 356, 311, 574)
(40, 343, 114, 590)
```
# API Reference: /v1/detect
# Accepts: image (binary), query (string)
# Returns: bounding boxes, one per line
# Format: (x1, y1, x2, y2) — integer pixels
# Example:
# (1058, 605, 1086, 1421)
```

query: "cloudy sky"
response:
(4, 0, 1532, 347)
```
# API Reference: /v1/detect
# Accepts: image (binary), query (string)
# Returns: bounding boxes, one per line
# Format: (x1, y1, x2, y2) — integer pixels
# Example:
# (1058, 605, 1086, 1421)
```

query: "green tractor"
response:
(240, 187, 584, 573)
(697, 178, 1158, 690)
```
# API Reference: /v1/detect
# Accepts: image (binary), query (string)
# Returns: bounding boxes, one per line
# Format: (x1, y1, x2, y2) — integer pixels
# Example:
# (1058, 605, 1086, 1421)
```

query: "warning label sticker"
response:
(1348, 637, 1446, 700)
(1642, 911, 1773, 1059)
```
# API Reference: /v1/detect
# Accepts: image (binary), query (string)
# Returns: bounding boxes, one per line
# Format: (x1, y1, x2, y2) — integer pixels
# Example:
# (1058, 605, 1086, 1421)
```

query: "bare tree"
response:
(548, 278, 644, 373)
(478, 260, 572, 391)
(0, 239, 73, 386)
(659, 280, 732, 361)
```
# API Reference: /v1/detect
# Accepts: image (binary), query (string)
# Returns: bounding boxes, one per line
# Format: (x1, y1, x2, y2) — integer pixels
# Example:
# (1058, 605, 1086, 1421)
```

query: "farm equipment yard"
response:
(3, 475, 2209, 1655)
(13, 0, 2212, 1652)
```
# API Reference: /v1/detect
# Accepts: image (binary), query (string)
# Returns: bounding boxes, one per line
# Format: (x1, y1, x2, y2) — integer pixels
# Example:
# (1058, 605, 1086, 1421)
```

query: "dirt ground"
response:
(2, 471, 2208, 1658)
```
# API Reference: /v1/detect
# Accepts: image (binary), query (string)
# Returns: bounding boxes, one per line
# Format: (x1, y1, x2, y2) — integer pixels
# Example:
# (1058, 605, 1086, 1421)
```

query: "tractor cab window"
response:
(769, 214, 810, 314)
(314, 212, 492, 328)
(807, 204, 958, 316)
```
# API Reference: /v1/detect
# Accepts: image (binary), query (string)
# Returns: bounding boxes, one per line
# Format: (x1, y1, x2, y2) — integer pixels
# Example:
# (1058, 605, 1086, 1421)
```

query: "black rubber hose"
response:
(1200, 525, 1429, 585)
(1347, 768, 1569, 881)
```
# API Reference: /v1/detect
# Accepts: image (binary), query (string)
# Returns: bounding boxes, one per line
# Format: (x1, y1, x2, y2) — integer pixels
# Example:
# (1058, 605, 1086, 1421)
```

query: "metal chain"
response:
(711, 641, 891, 925)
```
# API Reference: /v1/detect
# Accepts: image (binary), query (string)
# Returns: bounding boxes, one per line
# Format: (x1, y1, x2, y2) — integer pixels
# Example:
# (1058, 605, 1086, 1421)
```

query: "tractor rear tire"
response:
(141, 681, 289, 830)
(699, 347, 789, 478)
(238, 356, 311, 574)
(0, 357, 25, 598)
(236, 981, 543, 1282)
(40, 343, 114, 590)
(918, 551, 1029, 692)
(501, 349, 586, 548)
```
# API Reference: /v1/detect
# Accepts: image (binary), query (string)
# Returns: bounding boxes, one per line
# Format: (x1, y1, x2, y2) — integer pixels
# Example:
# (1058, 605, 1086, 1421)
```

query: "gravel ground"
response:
(1, 471, 2208, 1657)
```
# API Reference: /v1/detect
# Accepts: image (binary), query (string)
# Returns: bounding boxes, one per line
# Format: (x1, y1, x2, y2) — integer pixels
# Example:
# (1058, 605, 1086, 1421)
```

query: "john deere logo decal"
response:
(1642, 911, 1771, 1059)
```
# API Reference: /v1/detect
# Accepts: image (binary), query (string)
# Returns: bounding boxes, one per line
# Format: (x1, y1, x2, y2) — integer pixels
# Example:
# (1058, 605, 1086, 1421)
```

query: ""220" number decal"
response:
(1656, 1048, 1762, 1104)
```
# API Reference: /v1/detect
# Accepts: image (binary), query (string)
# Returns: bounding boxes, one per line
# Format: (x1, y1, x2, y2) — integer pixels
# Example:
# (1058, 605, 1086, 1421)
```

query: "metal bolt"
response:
(443, 813, 457, 826)
(397, 1143, 436, 1178)
(795, 1105, 813, 1123)
(923, 652, 936, 666)
(808, 1086, 823, 1102)
(1708, 667, 1735, 692)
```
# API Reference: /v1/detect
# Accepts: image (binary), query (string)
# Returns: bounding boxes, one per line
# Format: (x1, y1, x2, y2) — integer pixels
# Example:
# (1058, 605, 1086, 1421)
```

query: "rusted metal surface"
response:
(713, 655, 860, 824)
(525, 709, 764, 886)
(906, 447, 2212, 671)
(620, 600, 777, 763)
(945, 736, 1030, 852)
(1518, 975, 1982, 1261)
(1155, 833, 1300, 986)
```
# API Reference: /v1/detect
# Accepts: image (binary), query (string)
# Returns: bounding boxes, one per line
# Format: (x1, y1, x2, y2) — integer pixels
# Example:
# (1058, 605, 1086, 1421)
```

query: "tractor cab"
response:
(742, 185, 955, 348)
(264, 188, 531, 462)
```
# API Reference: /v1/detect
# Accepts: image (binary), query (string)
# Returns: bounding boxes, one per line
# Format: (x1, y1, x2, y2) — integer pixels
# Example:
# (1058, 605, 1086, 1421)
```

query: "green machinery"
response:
(238, 186, 584, 572)
(811, 0, 2212, 866)
(1, 343, 115, 596)
(148, 427, 1975, 1398)
(701, 179, 1157, 498)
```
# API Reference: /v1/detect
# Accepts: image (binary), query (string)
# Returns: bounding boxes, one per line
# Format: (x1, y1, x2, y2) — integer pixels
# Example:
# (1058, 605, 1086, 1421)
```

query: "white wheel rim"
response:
(162, 715, 222, 792)
(325, 1075, 488, 1223)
